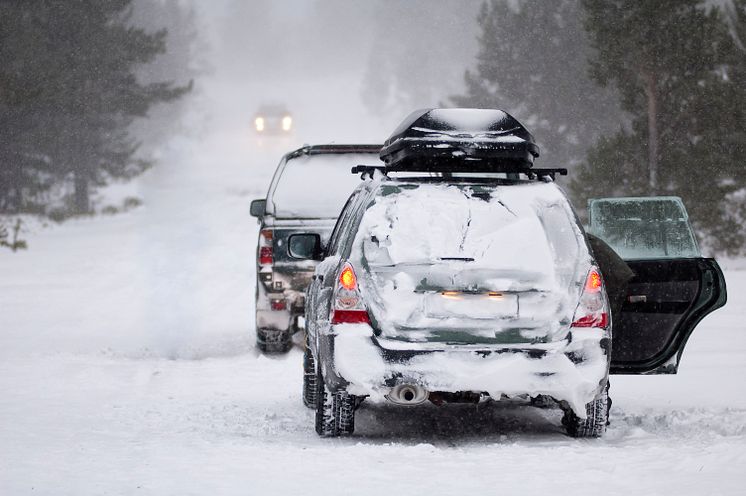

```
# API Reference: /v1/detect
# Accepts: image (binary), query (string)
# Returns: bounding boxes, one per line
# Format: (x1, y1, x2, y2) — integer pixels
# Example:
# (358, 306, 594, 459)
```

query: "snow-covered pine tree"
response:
(0, 3, 59, 213)
(130, 0, 203, 155)
(360, 0, 480, 117)
(48, 0, 190, 214)
(0, 0, 189, 215)
(571, 0, 746, 254)
(450, 0, 624, 169)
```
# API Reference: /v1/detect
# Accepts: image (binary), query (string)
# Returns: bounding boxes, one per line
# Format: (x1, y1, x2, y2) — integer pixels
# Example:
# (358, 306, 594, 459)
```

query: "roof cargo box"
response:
(379, 108, 540, 171)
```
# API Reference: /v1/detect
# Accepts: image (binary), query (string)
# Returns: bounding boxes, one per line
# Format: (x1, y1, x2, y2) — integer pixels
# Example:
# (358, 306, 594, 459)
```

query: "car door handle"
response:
(628, 295, 647, 303)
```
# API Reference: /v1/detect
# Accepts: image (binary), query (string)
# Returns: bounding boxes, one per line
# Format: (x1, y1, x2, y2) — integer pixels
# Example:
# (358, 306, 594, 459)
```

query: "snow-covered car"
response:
(253, 103, 294, 135)
(250, 144, 382, 352)
(293, 109, 727, 438)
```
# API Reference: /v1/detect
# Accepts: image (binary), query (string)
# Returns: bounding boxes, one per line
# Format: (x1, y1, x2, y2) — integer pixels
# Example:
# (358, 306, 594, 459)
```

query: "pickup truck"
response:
(250, 144, 382, 352)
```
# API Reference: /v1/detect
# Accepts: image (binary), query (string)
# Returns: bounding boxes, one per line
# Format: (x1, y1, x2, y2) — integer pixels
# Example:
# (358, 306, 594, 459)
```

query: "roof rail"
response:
(351, 164, 567, 181)
(285, 144, 382, 160)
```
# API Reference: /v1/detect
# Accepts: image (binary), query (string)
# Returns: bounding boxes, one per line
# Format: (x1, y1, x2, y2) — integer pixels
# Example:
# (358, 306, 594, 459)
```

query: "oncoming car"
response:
(253, 103, 293, 135)
(292, 108, 727, 438)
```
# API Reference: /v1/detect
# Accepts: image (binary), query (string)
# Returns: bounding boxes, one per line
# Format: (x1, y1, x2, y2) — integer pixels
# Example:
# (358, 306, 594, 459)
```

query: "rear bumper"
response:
(319, 324, 610, 416)
(255, 281, 306, 333)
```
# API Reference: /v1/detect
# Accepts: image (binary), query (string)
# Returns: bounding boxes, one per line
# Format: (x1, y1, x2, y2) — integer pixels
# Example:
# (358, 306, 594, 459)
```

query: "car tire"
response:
(256, 328, 291, 353)
(302, 345, 316, 409)
(530, 394, 556, 409)
(314, 367, 356, 437)
(562, 386, 609, 438)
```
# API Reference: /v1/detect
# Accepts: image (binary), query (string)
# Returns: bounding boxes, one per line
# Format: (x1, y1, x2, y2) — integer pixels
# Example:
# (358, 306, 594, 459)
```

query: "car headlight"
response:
(255, 116, 265, 132)
(282, 116, 292, 131)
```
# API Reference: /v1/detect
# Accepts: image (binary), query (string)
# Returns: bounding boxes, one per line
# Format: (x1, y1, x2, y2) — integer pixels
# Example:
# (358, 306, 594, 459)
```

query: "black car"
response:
(250, 144, 382, 352)
(293, 108, 727, 438)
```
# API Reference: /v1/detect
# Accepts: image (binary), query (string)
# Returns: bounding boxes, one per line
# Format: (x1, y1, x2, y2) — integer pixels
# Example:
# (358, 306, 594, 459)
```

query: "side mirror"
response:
(250, 199, 266, 217)
(288, 233, 323, 260)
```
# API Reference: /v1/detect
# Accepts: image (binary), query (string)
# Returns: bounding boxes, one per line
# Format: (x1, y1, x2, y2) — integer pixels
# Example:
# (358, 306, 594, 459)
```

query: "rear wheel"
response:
(530, 394, 556, 409)
(302, 345, 316, 408)
(256, 328, 291, 353)
(562, 387, 609, 438)
(314, 367, 356, 437)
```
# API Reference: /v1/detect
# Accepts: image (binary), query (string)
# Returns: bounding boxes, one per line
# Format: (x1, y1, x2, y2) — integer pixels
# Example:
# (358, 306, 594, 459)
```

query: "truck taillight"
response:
(259, 229, 273, 266)
(259, 247, 273, 265)
(571, 267, 609, 329)
(270, 298, 286, 311)
(331, 262, 370, 325)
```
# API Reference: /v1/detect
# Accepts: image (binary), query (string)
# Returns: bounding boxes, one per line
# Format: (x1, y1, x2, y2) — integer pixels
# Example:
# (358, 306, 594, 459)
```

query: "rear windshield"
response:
(271, 153, 378, 219)
(355, 181, 586, 291)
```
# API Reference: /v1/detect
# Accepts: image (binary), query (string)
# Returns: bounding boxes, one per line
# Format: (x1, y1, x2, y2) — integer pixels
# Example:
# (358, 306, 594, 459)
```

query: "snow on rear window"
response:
(272, 153, 378, 219)
(356, 182, 584, 290)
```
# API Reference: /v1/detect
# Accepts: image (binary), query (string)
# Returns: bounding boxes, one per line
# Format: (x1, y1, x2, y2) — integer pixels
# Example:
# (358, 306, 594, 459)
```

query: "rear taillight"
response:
(331, 309, 370, 324)
(258, 229, 273, 266)
(571, 267, 609, 329)
(339, 265, 356, 290)
(331, 262, 370, 325)
(270, 297, 286, 311)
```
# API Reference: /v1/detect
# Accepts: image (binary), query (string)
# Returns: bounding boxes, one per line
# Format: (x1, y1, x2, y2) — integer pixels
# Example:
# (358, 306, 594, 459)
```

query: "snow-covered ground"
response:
(2, 76, 746, 495)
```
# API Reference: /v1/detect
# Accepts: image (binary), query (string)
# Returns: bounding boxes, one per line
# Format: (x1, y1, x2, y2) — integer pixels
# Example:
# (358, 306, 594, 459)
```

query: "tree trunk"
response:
(73, 170, 89, 214)
(642, 70, 659, 193)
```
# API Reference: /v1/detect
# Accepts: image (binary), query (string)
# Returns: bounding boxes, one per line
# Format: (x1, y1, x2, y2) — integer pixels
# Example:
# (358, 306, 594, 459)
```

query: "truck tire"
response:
(302, 345, 316, 408)
(314, 367, 356, 437)
(562, 387, 609, 438)
(256, 328, 291, 353)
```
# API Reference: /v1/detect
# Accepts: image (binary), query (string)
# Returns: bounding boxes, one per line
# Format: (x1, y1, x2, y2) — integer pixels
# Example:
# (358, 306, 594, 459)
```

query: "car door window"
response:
(588, 196, 700, 259)
(326, 191, 359, 256)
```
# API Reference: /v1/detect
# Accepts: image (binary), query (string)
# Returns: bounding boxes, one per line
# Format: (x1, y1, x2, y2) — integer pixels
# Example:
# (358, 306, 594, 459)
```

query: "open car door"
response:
(588, 197, 727, 374)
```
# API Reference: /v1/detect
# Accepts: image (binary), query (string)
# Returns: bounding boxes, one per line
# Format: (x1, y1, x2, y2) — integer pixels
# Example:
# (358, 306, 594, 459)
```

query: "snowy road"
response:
(2, 342, 745, 495)
(2, 80, 746, 495)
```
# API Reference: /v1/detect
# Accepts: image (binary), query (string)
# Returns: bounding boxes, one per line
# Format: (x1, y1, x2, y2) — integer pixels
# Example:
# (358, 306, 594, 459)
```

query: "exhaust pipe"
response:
(386, 384, 429, 406)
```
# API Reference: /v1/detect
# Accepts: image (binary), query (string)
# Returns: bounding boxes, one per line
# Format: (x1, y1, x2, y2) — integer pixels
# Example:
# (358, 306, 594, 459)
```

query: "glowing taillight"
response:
(331, 263, 370, 325)
(258, 229, 273, 266)
(571, 266, 609, 329)
(585, 269, 602, 292)
(339, 266, 356, 290)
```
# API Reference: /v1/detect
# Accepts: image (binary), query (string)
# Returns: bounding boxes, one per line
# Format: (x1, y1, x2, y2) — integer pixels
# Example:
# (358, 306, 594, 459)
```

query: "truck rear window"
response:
(272, 154, 377, 219)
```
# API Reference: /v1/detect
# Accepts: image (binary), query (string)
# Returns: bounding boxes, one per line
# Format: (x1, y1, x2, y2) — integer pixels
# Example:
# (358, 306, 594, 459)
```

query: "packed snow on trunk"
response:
(355, 181, 589, 344)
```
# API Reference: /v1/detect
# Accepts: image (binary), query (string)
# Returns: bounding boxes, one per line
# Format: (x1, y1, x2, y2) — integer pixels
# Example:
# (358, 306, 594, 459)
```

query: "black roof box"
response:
(380, 108, 540, 171)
